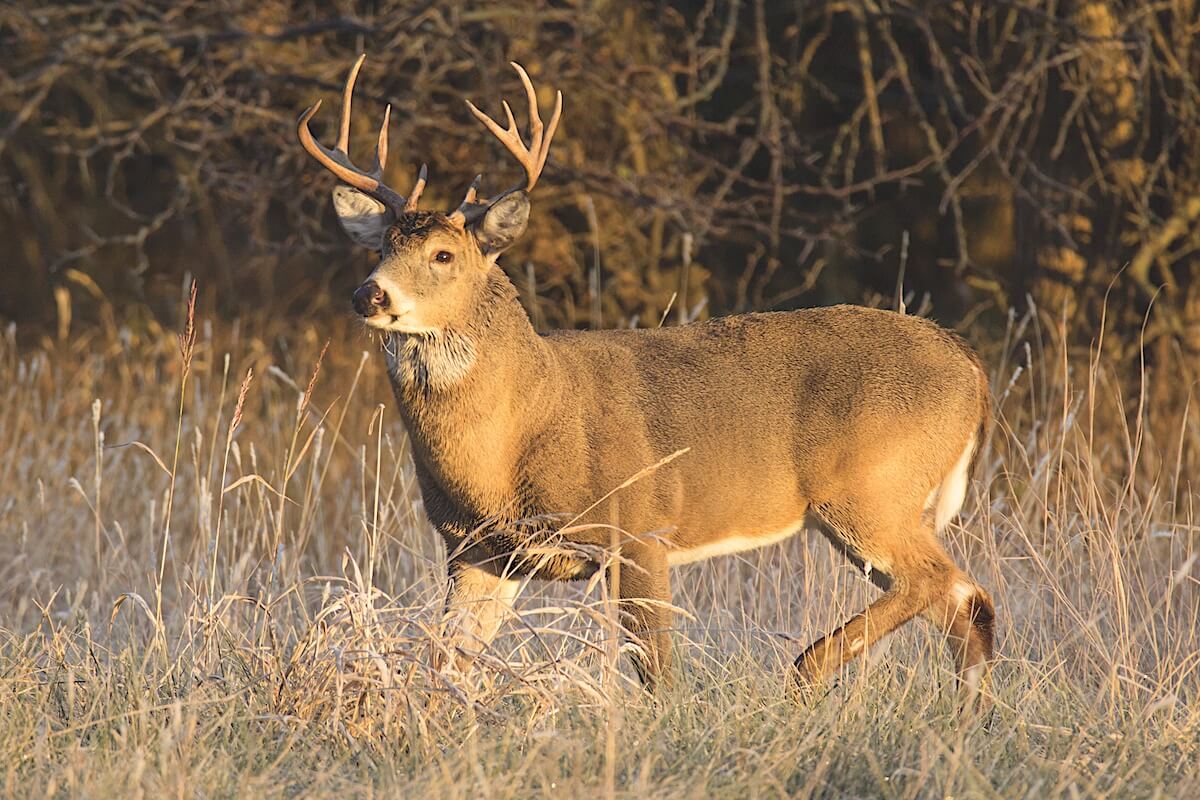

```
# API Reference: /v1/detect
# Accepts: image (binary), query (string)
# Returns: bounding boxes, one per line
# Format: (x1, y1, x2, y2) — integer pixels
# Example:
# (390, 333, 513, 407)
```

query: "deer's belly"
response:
(664, 517, 809, 566)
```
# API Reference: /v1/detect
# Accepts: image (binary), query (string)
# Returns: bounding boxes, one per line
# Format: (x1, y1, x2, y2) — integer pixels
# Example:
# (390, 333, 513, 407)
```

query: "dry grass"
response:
(1, 295, 1198, 798)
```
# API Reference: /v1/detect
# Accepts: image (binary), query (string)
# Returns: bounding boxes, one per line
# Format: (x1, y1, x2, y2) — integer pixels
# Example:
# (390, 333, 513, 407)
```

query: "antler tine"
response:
(405, 164, 428, 212)
(297, 55, 414, 213)
(511, 63, 544, 161)
(464, 99, 519, 159)
(538, 90, 563, 177)
(336, 54, 366, 154)
(337, 54, 391, 178)
(462, 174, 482, 205)
(447, 174, 485, 227)
(374, 104, 390, 177)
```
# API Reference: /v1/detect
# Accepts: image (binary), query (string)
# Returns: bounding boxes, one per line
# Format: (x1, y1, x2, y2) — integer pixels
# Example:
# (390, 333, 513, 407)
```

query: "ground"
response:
(0, 311, 1197, 798)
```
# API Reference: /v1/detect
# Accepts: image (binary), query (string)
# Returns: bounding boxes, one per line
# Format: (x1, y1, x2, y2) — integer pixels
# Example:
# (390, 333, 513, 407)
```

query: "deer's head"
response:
(298, 56, 561, 333)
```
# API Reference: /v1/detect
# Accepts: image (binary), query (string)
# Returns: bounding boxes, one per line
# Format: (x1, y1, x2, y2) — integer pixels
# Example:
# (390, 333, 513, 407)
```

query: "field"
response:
(1, 294, 1197, 798)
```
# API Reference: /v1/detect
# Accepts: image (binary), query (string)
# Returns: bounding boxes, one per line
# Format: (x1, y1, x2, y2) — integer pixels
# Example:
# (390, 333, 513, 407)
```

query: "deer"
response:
(297, 56, 996, 708)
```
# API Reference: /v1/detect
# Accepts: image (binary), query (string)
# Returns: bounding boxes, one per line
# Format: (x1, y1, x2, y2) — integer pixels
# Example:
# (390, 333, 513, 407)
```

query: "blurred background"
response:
(2, 0, 1197, 354)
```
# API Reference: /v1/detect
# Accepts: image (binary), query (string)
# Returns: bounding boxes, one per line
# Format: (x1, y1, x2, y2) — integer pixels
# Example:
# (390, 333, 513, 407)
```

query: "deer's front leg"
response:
(616, 542, 674, 691)
(436, 559, 522, 676)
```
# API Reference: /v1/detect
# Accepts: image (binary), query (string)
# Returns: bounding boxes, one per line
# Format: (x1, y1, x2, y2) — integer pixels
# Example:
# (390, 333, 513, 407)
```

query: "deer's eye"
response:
(433, 250, 454, 264)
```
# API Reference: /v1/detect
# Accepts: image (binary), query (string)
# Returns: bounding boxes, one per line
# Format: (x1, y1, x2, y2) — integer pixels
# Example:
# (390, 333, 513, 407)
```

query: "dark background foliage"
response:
(2, 0, 1197, 354)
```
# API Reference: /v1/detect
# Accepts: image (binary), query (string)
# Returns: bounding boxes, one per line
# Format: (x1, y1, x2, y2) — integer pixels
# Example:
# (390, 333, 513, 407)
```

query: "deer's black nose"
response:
(352, 280, 388, 316)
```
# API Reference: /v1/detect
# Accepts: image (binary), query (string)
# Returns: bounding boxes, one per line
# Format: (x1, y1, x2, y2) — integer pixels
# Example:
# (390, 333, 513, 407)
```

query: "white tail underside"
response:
(927, 435, 976, 533)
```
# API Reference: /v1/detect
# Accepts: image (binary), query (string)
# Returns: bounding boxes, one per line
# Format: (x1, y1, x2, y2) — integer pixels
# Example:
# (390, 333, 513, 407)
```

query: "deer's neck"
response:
(382, 269, 547, 398)
(381, 268, 558, 516)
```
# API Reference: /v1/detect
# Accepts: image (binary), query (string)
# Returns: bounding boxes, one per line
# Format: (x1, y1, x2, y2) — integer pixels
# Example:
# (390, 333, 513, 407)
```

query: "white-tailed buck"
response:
(298, 56, 995, 706)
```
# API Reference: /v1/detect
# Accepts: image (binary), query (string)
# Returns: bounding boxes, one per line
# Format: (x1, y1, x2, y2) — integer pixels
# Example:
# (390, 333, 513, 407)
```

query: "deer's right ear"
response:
(332, 185, 395, 250)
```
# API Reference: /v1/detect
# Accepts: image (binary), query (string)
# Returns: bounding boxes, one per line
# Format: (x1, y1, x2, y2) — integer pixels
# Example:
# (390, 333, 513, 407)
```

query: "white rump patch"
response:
(926, 435, 976, 533)
(666, 520, 805, 566)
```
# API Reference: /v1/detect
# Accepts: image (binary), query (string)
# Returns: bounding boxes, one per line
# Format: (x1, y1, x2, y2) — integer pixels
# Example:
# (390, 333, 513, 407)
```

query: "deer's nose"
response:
(352, 280, 388, 316)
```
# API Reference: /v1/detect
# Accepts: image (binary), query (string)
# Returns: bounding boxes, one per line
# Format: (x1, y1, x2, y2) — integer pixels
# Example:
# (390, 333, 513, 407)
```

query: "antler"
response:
(451, 62, 562, 223)
(297, 55, 426, 213)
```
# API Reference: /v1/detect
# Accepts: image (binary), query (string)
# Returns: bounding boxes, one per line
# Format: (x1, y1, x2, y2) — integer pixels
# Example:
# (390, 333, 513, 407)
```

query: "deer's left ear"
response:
(470, 190, 530, 260)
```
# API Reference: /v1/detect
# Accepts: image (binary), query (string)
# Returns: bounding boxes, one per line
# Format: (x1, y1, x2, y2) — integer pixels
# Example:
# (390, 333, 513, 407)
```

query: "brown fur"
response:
(348, 213, 996, 706)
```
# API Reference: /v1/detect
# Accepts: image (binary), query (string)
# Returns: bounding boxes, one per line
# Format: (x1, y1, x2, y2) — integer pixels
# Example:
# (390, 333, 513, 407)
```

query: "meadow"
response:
(0, 288, 1196, 798)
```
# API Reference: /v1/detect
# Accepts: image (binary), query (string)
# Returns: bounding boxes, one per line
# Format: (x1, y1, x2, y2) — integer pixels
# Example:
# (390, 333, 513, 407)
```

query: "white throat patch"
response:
(383, 330, 477, 391)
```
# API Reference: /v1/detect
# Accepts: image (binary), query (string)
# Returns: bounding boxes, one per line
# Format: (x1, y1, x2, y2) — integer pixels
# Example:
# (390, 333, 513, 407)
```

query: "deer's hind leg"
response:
(793, 557, 954, 686)
(924, 575, 995, 702)
(795, 508, 957, 688)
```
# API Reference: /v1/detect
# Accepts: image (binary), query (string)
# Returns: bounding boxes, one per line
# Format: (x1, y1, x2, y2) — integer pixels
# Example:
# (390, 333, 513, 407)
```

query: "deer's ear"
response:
(471, 191, 530, 259)
(332, 185, 394, 250)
